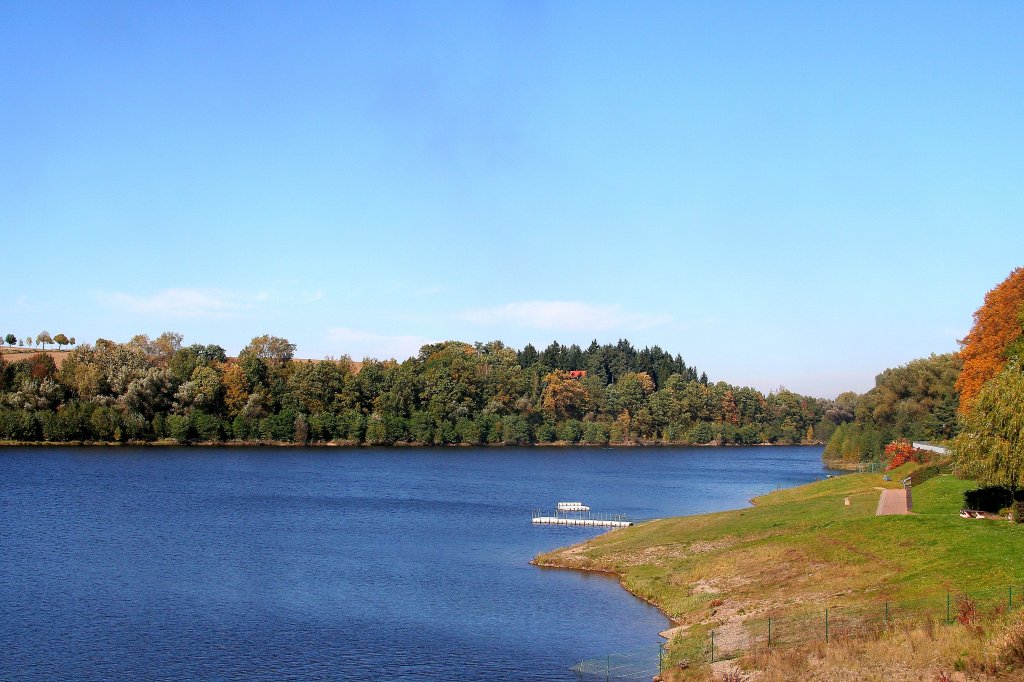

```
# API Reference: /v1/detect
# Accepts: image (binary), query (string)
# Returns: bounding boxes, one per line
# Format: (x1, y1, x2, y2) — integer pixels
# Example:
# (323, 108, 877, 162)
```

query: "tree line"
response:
(822, 353, 961, 466)
(3, 331, 76, 350)
(824, 266, 1024, 475)
(0, 334, 844, 446)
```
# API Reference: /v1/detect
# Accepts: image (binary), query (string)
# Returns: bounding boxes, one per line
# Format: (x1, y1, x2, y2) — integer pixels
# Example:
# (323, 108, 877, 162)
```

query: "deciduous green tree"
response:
(123, 367, 175, 419)
(241, 335, 296, 365)
(174, 366, 224, 414)
(288, 360, 347, 414)
(953, 365, 1024, 491)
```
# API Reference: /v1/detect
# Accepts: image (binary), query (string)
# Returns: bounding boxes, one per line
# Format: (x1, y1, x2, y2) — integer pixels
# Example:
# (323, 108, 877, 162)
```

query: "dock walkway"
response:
(532, 516, 632, 527)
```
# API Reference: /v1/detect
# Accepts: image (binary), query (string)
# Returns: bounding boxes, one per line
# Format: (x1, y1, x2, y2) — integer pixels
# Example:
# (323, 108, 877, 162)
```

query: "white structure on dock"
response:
(556, 501, 590, 512)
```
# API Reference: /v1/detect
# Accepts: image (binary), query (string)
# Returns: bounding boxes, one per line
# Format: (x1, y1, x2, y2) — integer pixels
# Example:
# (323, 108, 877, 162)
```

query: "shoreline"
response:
(527, 499, 775, 646)
(531, 557, 683, 633)
(0, 439, 825, 449)
(529, 460, 1024, 679)
(530, 469, 860, 668)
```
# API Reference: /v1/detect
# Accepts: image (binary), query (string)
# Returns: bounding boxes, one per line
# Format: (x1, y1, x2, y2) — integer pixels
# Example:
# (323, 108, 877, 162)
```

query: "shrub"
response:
(956, 595, 979, 627)
(260, 409, 297, 441)
(152, 413, 167, 438)
(455, 418, 482, 445)
(432, 419, 457, 445)
(581, 421, 609, 445)
(166, 414, 190, 443)
(122, 411, 148, 440)
(497, 415, 530, 445)
(89, 406, 120, 441)
(535, 421, 556, 443)
(689, 422, 715, 445)
(232, 414, 255, 441)
(885, 439, 928, 471)
(557, 419, 583, 443)
(964, 486, 1014, 514)
(909, 463, 946, 486)
(338, 409, 366, 441)
(365, 415, 388, 445)
(308, 412, 338, 442)
(191, 412, 222, 442)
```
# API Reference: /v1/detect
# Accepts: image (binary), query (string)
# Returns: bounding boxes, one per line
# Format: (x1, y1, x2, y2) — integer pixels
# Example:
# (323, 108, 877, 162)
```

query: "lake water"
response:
(0, 445, 831, 680)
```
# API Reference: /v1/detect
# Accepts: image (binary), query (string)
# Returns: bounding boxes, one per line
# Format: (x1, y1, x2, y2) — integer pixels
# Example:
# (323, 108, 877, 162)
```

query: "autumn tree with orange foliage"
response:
(884, 438, 926, 471)
(541, 370, 589, 421)
(956, 267, 1024, 413)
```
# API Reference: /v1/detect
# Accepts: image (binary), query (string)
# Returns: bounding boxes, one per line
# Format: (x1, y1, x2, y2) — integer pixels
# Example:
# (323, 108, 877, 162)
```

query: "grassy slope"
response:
(536, 466, 1024, 660)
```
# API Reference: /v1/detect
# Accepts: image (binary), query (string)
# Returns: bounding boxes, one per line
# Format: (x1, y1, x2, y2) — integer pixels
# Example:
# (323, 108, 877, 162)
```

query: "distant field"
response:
(0, 347, 72, 368)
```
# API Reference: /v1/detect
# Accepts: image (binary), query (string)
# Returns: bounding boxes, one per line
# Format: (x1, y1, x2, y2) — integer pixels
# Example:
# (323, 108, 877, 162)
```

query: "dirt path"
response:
(876, 488, 910, 515)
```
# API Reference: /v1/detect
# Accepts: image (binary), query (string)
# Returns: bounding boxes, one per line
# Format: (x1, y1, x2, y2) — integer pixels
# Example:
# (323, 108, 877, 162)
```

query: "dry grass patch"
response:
(706, 611, 1024, 682)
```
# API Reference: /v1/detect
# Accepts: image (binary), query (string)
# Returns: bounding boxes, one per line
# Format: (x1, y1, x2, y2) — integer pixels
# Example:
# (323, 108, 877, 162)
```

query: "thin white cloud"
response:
(460, 301, 671, 332)
(300, 290, 325, 303)
(326, 327, 435, 361)
(98, 288, 271, 319)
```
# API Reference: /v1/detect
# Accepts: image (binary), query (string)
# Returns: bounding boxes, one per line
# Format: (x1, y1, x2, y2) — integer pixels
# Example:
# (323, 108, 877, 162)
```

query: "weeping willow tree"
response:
(953, 364, 1024, 493)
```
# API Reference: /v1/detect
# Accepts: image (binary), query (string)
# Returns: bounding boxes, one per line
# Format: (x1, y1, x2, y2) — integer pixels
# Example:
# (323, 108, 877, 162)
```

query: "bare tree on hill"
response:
(36, 331, 53, 350)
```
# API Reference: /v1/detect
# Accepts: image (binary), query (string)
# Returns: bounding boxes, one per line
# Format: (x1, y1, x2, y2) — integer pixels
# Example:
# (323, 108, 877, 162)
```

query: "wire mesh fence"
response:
(573, 585, 1024, 678)
(855, 461, 885, 473)
(571, 644, 664, 681)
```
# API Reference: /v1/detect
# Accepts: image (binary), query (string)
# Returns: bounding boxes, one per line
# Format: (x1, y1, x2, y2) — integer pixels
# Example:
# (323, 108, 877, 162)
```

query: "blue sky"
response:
(2, 1, 1022, 397)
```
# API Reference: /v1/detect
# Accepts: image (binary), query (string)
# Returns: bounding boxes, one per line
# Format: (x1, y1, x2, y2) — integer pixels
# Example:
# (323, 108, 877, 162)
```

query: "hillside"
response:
(536, 465, 1024, 679)
(0, 347, 72, 369)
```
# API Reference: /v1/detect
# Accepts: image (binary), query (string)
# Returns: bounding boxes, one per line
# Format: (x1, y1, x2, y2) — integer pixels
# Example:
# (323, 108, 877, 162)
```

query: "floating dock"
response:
(532, 516, 632, 527)
(556, 501, 590, 512)
(532, 508, 632, 527)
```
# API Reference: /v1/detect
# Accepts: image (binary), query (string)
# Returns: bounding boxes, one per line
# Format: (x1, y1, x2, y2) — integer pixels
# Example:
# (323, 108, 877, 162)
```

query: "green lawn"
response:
(912, 473, 978, 515)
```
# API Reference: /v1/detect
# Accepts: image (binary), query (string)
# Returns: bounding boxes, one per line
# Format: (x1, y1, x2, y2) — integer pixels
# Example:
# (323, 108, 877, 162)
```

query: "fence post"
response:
(1010, 586, 1014, 611)
(946, 593, 951, 625)
(767, 617, 772, 648)
(710, 629, 715, 663)
(885, 601, 889, 626)
(825, 608, 829, 643)
(659, 642, 664, 674)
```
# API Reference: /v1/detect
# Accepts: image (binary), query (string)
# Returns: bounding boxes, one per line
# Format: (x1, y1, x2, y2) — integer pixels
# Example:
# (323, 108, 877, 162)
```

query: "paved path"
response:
(876, 488, 910, 515)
